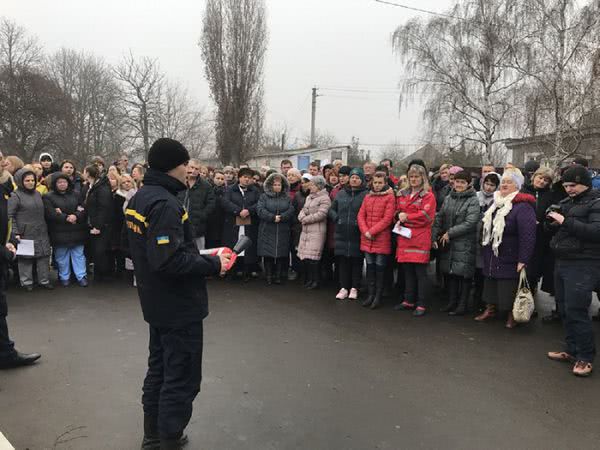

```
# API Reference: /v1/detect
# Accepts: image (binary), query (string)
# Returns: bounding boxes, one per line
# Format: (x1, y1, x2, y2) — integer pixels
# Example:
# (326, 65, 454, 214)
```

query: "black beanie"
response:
(148, 138, 190, 172)
(562, 165, 592, 187)
(338, 165, 352, 176)
(453, 170, 472, 184)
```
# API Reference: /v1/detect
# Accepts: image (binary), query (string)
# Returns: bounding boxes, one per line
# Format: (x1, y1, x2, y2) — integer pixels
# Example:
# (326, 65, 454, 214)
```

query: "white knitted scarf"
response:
(482, 190, 519, 256)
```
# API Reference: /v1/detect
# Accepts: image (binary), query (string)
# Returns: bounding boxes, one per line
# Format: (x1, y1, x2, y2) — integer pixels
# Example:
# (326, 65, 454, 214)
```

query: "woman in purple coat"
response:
(475, 168, 537, 328)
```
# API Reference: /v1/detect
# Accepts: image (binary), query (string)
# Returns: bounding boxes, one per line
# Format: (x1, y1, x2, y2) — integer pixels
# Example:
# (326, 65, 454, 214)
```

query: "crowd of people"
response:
(0, 150, 598, 377)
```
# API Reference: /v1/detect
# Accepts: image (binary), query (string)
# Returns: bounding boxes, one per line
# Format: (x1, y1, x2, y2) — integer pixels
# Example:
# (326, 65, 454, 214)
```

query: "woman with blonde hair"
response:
(394, 164, 436, 316)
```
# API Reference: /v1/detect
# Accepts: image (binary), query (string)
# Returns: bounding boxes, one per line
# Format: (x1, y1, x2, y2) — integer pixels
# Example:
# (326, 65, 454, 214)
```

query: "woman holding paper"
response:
(394, 164, 436, 316)
(8, 168, 53, 291)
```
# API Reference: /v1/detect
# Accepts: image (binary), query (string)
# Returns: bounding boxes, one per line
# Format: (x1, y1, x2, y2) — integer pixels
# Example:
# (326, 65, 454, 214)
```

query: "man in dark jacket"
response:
(547, 165, 600, 378)
(0, 156, 41, 370)
(126, 138, 230, 449)
(177, 159, 215, 251)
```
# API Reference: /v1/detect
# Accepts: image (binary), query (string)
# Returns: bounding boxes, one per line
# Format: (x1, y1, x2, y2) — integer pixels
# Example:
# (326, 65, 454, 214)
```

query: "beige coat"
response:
(297, 188, 331, 260)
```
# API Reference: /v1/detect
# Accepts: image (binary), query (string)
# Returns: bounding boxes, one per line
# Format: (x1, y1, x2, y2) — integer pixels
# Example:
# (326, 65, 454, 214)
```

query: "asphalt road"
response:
(1, 276, 599, 450)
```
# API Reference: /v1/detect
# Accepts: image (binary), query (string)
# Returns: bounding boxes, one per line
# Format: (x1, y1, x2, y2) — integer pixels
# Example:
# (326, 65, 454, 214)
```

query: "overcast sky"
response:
(3, 0, 455, 155)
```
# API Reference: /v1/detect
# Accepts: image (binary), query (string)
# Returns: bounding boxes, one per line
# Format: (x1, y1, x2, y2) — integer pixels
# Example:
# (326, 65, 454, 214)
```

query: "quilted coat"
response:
(297, 189, 331, 260)
(395, 188, 437, 264)
(328, 186, 368, 258)
(431, 188, 481, 278)
(481, 193, 537, 279)
(257, 174, 294, 259)
(357, 186, 396, 255)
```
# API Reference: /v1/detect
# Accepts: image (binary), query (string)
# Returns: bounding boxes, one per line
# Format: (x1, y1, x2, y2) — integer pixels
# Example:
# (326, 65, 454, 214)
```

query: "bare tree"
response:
(47, 48, 127, 165)
(114, 51, 164, 157)
(0, 18, 66, 161)
(511, 0, 600, 165)
(200, 0, 268, 165)
(393, 0, 526, 166)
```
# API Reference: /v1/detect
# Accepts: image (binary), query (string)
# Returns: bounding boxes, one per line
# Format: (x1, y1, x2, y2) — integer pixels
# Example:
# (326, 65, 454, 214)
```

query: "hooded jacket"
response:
(7, 169, 51, 257)
(43, 173, 88, 248)
(257, 174, 294, 259)
(126, 168, 221, 327)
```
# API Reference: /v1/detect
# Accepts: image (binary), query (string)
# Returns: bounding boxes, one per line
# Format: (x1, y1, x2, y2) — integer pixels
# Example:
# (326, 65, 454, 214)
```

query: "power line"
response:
(374, 0, 463, 20)
(320, 87, 402, 94)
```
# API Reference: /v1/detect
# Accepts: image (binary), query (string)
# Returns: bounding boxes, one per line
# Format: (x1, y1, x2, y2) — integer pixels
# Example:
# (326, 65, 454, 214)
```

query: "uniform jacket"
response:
(43, 173, 88, 247)
(257, 174, 294, 259)
(431, 188, 480, 278)
(328, 185, 368, 258)
(357, 186, 396, 255)
(482, 193, 537, 279)
(177, 177, 216, 238)
(550, 188, 600, 260)
(8, 169, 51, 257)
(126, 169, 221, 327)
(395, 188, 437, 264)
(221, 183, 260, 264)
(297, 189, 331, 260)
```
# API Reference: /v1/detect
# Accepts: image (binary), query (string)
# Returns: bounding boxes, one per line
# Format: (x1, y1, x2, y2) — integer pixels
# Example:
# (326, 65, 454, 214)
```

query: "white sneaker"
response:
(348, 288, 359, 300)
(336, 288, 349, 300)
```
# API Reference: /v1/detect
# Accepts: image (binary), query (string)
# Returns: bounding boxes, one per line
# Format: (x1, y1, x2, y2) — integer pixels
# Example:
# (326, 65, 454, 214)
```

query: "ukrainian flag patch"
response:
(156, 235, 170, 245)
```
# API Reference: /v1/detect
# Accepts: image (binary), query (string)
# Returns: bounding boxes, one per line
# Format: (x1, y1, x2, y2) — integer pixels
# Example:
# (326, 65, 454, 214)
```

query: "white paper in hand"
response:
(16, 239, 35, 256)
(392, 223, 412, 239)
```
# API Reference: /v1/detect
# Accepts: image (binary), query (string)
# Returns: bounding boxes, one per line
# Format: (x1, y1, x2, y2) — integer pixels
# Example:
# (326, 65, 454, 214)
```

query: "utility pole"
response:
(310, 87, 318, 147)
(281, 133, 286, 151)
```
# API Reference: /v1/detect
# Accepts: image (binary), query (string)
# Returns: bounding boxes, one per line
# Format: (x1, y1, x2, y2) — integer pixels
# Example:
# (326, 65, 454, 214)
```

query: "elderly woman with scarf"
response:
(475, 168, 537, 328)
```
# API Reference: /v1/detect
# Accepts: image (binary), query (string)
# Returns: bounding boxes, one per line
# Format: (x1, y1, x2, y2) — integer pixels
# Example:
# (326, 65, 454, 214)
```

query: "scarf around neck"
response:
(481, 190, 519, 256)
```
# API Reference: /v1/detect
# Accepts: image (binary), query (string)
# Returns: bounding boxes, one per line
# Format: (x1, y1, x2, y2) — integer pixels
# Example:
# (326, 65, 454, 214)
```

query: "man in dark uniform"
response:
(125, 138, 230, 449)
(0, 151, 41, 370)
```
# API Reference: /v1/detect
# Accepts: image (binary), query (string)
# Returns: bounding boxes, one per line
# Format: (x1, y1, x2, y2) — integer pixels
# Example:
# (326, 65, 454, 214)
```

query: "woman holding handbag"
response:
(394, 164, 436, 317)
(476, 168, 537, 328)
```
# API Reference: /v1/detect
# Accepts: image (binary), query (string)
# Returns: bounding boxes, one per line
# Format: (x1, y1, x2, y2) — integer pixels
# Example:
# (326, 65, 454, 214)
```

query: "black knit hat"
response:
(238, 167, 254, 178)
(148, 138, 190, 172)
(562, 165, 592, 187)
(338, 165, 352, 176)
(453, 170, 472, 184)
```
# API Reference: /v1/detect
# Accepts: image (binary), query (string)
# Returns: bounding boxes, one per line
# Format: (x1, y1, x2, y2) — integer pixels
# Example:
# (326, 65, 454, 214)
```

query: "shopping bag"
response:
(512, 269, 535, 323)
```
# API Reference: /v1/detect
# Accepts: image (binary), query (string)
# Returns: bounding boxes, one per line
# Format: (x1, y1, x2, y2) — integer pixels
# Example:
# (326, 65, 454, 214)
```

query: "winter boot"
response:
(361, 264, 376, 307)
(370, 267, 386, 310)
(303, 260, 312, 288)
(449, 278, 469, 316)
(141, 415, 160, 449)
(307, 261, 320, 290)
(264, 259, 273, 285)
(273, 259, 283, 285)
(440, 278, 459, 313)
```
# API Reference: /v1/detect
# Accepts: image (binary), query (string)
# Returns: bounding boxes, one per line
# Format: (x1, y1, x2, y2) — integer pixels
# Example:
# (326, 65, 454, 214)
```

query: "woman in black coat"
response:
(257, 173, 294, 285)
(83, 164, 114, 281)
(43, 173, 89, 286)
(221, 168, 261, 280)
(328, 168, 368, 300)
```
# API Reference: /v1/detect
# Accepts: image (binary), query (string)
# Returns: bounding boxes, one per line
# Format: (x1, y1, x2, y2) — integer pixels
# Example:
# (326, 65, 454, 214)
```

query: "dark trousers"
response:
(142, 321, 204, 440)
(0, 286, 16, 360)
(338, 256, 364, 290)
(555, 260, 599, 363)
(403, 263, 428, 307)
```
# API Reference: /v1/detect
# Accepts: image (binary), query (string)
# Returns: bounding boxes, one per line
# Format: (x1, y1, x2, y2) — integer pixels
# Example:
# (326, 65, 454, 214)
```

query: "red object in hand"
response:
(199, 247, 237, 271)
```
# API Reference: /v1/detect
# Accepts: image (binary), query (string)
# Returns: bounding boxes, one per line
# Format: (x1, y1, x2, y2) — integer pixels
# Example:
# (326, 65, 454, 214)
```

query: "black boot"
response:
(361, 264, 376, 307)
(370, 268, 386, 310)
(159, 435, 189, 450)
(302, 260, 311, 288)
(141, 415, 159, 449)
(441, 276, 459, 312)
(273, 259, 283, 285)
(264, 259, 273, 285)
(449, 278, 469, 316)
(307, 261, 320, 289)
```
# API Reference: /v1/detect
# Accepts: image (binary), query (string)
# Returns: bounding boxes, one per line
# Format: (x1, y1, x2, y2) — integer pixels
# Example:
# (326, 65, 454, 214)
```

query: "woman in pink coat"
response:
(297, 175, 331, 289)
(357, 172, 396, 309)
(394, 164, 436, 316)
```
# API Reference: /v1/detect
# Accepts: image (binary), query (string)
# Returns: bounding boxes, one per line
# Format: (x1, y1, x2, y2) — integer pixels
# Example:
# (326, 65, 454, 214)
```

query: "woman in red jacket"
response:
(358, 172, 396, 309)
(394, 164, 437, 316)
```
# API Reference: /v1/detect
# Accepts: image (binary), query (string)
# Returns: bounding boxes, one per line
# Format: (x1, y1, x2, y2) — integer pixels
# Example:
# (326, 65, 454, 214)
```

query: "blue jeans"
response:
(54, 245, 87, 281)
(555, 260, 600, 363)
(364, 252, 388, 268)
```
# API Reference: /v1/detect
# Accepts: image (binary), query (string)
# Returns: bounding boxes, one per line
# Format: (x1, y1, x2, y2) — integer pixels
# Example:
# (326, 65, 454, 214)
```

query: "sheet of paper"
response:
(16, 239, 35, 256)
(392, 223, 412, 239)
